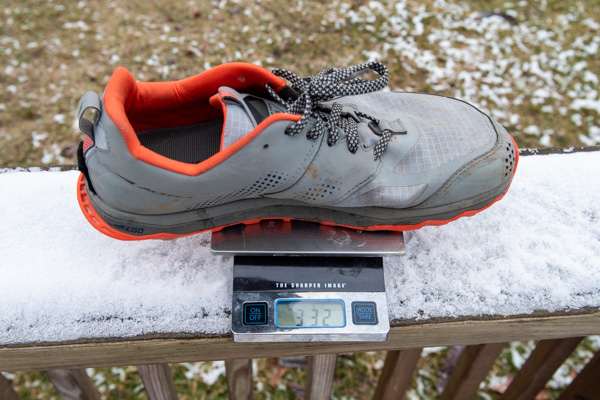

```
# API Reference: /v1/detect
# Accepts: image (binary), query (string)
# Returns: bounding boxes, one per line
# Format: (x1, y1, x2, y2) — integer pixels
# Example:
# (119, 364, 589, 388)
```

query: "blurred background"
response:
(1, 0, 599, 398)
(1, 0, 599, 167)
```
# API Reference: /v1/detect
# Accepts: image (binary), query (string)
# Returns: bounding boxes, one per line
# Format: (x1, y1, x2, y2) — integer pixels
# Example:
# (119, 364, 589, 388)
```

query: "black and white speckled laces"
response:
(265, 62, 391, 160)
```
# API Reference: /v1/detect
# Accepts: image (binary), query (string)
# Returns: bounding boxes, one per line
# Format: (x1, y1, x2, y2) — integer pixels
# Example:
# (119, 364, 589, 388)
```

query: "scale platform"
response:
(211, 220, 405, 256)
(211, 221, 404, 343)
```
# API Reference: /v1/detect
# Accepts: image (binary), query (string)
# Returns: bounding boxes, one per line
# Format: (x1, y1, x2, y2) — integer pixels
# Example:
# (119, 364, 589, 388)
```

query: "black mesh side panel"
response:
(77, 141, 96, 194)
(137, 119, 223, 164)
(261, 86, 298, 103)
(245, 97, 270, 124)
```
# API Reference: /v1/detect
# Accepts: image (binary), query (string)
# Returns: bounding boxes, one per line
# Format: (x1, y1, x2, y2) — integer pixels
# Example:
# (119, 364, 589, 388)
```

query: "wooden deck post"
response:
(372, 348, 422, 400)
(305, 354, 337, 400)
(225, 359, 254, 400)
(0, 373, 21, 400)
(137, 364, 178, 400)
(557, 349, 600, 400)
(501, 337, 583, 400)
(45, 369, 101, 400)
(439, 343, 507, 400)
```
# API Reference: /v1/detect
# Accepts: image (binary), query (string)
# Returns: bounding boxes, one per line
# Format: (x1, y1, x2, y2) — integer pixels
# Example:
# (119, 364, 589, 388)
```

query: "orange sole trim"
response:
(77, 134, 519, 241)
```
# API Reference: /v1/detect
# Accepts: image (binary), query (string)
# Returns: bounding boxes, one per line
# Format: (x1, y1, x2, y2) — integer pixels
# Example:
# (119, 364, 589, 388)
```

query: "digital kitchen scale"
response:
(211, 220, 404, 342)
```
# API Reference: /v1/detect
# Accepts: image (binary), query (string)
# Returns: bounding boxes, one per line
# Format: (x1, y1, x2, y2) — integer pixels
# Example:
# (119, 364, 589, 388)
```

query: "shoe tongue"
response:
(357, 122, 381, 148)
(210, 87, 288, 151)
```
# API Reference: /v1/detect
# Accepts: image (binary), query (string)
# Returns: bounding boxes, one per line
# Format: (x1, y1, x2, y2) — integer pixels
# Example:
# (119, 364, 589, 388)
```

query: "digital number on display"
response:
(275, 299, 346, 328)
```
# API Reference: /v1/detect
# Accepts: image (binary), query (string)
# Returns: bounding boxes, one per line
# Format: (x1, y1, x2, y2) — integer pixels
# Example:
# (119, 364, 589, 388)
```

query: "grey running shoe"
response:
(76, 62, 518, 240)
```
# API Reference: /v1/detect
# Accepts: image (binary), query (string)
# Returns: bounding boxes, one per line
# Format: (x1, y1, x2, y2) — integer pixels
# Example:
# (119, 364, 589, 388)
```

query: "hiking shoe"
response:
(76, 62, 518, 240)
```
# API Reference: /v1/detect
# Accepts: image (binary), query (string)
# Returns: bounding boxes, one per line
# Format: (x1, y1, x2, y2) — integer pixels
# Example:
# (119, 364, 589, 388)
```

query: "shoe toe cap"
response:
(419, 118, 518, 209)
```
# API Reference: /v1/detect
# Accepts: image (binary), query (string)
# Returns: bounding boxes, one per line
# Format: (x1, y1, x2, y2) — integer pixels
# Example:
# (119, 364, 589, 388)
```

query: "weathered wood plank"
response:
(137, 364, 178, 400)
(225, 359, 253, 400)
(0, 373, 21, 400)
(439, 343, 507, 400)
(372, 348, 422, 400)
(1, 311, 598, 372)
(305, 354, 337, 400)
(501, 337, 583, 400)
(557, 349, 600, 400)
(519, 145, 600, 156)
(45, 369, 101, 400)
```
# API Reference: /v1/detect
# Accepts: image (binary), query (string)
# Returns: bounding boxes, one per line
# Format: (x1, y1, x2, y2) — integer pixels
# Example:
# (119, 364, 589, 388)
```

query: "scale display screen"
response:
(275, 299, 346, 328)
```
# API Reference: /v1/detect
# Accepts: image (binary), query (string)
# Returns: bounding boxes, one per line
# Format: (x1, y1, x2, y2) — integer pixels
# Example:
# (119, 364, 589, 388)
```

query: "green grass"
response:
(1, 0, 600, 167)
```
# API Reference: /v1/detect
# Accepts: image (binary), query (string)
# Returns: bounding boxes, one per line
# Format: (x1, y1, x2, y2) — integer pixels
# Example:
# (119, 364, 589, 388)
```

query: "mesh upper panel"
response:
(221, 103, 255, 150)
(335, 184, 427, 208)
(137, 120, 222, 164)
(345, 93, 495, 173)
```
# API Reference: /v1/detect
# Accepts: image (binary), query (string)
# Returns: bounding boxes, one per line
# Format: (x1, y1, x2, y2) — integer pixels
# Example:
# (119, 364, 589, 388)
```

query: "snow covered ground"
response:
(0, 152, 599, 345)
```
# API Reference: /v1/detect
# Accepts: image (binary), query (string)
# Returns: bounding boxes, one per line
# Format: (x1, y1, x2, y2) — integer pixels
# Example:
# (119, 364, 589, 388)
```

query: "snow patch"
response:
(0, 152, 599, 345)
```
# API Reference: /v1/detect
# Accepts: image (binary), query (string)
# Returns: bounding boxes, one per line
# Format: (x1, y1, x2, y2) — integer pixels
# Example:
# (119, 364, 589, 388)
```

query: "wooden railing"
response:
(1, 309, 599, 399)
(2, 148, 599, 399)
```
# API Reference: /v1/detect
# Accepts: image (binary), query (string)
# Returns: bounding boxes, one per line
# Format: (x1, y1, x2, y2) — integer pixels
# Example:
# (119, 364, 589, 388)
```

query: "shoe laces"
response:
(265, 62, 392, 160)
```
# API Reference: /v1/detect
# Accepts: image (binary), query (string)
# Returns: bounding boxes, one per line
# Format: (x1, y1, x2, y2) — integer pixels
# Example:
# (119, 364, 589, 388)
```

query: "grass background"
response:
(1, 0, 599, 398)
(1, 0, 599, 167)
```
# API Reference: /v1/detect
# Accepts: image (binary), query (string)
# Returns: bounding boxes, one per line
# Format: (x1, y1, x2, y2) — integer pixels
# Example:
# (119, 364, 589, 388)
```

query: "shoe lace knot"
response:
(266, 62, 392, 160)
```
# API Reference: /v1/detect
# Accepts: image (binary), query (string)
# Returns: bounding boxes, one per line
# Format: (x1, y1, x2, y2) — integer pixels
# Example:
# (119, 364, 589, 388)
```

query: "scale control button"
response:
(352, 302, 378, 325)
(243, 302, 268, 325)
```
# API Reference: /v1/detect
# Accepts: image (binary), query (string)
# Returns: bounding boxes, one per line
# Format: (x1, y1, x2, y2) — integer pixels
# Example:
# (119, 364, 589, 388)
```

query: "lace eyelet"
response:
(270, 62, 392, 157)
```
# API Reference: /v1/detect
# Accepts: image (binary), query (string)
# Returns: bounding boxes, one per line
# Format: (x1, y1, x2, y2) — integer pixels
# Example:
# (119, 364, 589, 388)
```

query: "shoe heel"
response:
(77, 173, 149, 240)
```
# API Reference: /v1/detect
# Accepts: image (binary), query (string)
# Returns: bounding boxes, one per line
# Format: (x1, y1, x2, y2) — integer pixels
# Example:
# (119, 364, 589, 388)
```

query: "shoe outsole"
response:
(77, 138, 519, 241)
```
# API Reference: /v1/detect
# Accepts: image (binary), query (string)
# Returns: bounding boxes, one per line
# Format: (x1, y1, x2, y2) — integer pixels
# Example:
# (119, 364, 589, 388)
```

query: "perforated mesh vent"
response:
(504, 141, 516, 177)
(294, 183, 341, 202)
(186, 172, 289, 210)
(239, 173, 287, 197)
